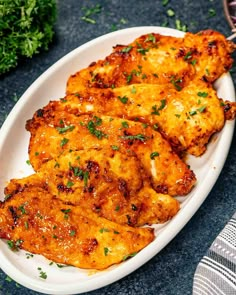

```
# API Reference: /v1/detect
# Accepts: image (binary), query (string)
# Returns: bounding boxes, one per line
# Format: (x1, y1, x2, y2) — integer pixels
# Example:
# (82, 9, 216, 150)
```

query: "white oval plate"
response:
(0, 26, 235, 295)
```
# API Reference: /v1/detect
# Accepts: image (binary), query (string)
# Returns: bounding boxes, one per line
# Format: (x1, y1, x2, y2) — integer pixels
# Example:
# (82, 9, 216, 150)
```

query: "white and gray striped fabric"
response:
(193, 212, 236, 295)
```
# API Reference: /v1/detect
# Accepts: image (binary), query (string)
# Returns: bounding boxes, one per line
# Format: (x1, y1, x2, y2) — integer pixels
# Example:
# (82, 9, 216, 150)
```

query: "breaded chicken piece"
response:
(53, 79, 230, 156)
(0, 187, 154, 269)
(67, 30, 234, 93)
(5, 149, 180, 227)
(26, 111, 196, 196)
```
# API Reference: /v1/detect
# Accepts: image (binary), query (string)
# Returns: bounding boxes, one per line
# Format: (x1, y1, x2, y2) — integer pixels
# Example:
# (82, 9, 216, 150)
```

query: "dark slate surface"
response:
(0, 1, 236, 294)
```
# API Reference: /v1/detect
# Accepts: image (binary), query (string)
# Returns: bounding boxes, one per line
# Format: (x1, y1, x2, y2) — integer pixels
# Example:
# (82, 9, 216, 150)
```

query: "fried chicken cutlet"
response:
(5, 149, 180, 227)
(67, 30, 235, 94)
(0, 187, 154, 269)
(26, 110, 196, 196)
(50, 79, 234, 156)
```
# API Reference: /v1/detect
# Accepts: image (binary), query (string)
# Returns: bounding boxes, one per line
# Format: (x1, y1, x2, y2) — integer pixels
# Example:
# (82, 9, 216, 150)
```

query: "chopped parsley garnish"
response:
(151, 99, 166, 115)
(189, 106, 206, 116)
(4, 194, 11, 201)
(121, 46, 133, 53)
(131, 85, 137, 93)
(120, 134, 149, 142)
(70, 230, 76, 236)
(60, 138, 69, 147)
(150, 152, 160, 159)
(111, 145, 119, 151)
(83, 171, 89, 187)
(26, 253, 34, 259)
(197, 106, 207, 113)
(104, 247, 110, 256)
(153, 124, 159, 131)
(61, 208, 71, 219)
(19, 202, 28, 215)
(175, 19, 187, 32)
(142, 123, 149, 128)
(115, 205, 120, 211)
(167, 9, 175, 17)
(190, 59, 197, 66)
(184, 51, 192, 61)
(162, 0, 169, 5)
(121, 121, 129, 129)
(189, 110, 197, 116)
(56, 125, 75, 134)
(171, 77, 182, 91)
(24, 221, 29, 230)
(122, 252, 137, 261)
(81, 3, 102, 24)
(137, 47, 149, 55)
(144, 34, 156, 43)
(70, 166, 89, 187)
(66, 181, 74, 188)
(7, 239, 23, 251)
(37, 267, 47, 280)
(99, 228, 110, 233)
(86, 116, 107, 139)
(205, 69, 210, 76)
(197, 92, 208, 98)
(118, 95, 129, 104)
(208, 8, 216, 17)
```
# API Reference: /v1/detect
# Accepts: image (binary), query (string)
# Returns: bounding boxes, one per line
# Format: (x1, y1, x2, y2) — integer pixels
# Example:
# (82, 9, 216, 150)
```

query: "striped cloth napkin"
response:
(193, 212, 236, 295)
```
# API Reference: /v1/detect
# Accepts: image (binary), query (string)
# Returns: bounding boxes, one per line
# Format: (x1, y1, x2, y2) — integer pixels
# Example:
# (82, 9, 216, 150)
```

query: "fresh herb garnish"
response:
(81, 4, 102, 24)
(121, 46, 133, 53)
(150, 152, 160, 159)
(99, 228, 110, 233)
(122, 252, 137, 261)
(66, 181, 74, 188)
(167, 9, 175, 17)
(118, 95, 129, 104)
(111, 145, 119, 151)
(120, 134, 149, 142)
(60, 138, 69, 147)
(86, 116, 107, 139)
(144, 34, 156, 43)
(151, 99, 166, 115)
(104, 247, 110, 256)
(69, 230, 76, 236)
(171, 77, 182, 91)
(197, 92, 208, 98)
(37, 267, 47, 280)
(121, 121, 129, 129)
(0, 0, 57, 75)
(184, 51, 192, 61)
(61, 209, 71, 219)
(56, 125, 75, 134)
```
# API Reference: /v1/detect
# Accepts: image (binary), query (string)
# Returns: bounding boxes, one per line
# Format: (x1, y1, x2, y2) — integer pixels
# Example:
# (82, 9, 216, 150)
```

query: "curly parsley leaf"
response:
(0, 0, 57, 75)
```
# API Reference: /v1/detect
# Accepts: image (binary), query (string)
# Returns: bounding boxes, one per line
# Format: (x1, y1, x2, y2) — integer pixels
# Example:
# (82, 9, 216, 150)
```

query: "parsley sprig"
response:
(0, 0, 57, 75)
